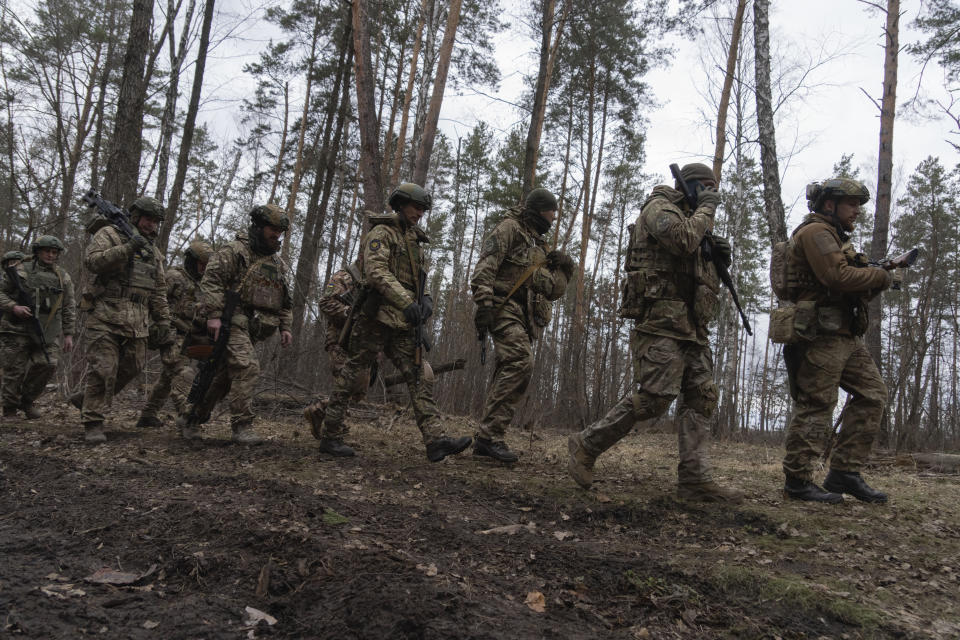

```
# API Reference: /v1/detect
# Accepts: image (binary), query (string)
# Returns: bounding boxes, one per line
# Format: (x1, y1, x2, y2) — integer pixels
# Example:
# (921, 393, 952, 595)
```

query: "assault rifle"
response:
(669, 163, 753, 335)
(871, 248, 919, 290)
(3, 264, 50, 363)
(414, 268, 432, 377)
(184, 290, 240, 425)
(81, 190, 146, 255)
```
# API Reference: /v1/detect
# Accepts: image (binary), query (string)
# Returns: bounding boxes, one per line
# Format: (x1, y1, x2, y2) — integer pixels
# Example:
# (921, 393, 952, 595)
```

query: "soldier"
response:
(79, 197, 171, 443)
(567, 163, 742, 503)
(470, 188, 574, 463)
(0, 237, 75, 418)
(777, 178, 893, 504)
(316, 183, 472, 462)
(302, 258, 369, 438)
(135, 240, 214, 429)
(1, 250, 24, 270)
(176, 205, 293, 444)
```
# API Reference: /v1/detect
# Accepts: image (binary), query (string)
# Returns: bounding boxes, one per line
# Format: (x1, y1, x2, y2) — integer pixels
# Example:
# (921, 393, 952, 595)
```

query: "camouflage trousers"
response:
(141, 344, 193, 419)
(303, 344, 367, 425)
(81, 328, 146, 426)
(579, 331, 718, 483)
(479, 317, 532, 439)
(180, 326, 259, 429)
(1, 334, 60, 409)
(782, 335, 886, 479)
(320, 314, 441, 444)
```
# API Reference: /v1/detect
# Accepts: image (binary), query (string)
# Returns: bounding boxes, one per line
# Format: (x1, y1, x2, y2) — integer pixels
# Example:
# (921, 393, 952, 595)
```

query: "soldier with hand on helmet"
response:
(778, 178, 893, 504)
(78, 196, 170, 442)
(316, 183, 473, 463)
(470, 187, 574, 463)
(175, 205, 293, 444)
(136, 239, 215, 429)
(0, 236, 75, 419)
(567, 163, 742, 503)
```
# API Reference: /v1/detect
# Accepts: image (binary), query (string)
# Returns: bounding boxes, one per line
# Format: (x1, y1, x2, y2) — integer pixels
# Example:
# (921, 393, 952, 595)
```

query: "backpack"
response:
(769, 238, 793, 302)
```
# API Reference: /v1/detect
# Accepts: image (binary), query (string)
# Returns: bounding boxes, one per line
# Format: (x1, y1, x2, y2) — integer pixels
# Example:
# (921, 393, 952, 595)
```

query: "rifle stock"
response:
(668, 163, 753, 336)
(4, 264, 50, 363)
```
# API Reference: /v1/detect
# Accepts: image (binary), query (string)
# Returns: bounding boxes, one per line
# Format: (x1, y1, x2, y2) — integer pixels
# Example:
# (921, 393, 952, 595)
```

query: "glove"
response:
(696, 186, 721, 212)
(546, 249, 575, 279)
(148, 322, 173, 349)
(421, 294, 434, 320)
(710, 236, 732, 270)
(474, 303, 495, 335)
(128, 233, 151, 251)
(403, 302, 422, 326)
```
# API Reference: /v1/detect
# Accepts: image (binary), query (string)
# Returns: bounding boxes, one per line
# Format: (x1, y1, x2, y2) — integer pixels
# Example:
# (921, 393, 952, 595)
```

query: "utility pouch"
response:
(769, 301, 817, 344)
(817, 305, 842, 334)
(619, 270, 646, 319)
(249, 311, 280, 342)
(361, 288, 382, 318)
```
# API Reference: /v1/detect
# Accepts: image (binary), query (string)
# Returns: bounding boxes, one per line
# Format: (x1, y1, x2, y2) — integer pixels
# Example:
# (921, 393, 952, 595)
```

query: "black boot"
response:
(68, 392, 83, 410)
(473, 437, 518, 463)
(136, 415, 162, 429)
(426, 436, 472, 463)
(784, 475, 843, 504)
(318, 438, 355, 457)
(823, 469, 888, 503)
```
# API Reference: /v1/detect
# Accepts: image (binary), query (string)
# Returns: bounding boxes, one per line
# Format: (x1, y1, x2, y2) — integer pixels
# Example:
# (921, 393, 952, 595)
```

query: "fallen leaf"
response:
(143, 620, 159, 629)
(416, 563, 438, 577)
(243, 606, 277, 626)
(478, 522, 536, 536)
(596, 493, 612, 503)
(553, 531, 574, 541)
(525, 590, 546, 613)
(40, 583, 85, 599)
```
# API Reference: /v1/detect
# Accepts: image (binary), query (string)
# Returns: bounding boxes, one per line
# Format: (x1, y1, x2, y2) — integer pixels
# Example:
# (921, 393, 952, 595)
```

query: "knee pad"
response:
(685, 382, 718, 419)
(631, 391, 672, 420)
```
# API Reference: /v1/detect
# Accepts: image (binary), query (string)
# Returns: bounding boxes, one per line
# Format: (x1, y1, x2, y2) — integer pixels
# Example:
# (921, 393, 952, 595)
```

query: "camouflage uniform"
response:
(781, 212, 891, 480)
(81, 226, 169, 432)
(570, 170, 738, 499)
(0, 256, 76, 413)
(303, 265, 367, 433)
(139, 265, 206, 423)
(319, 213, 444, 446)
(183, 232, 293, 436)
(470, 207, 571, 440)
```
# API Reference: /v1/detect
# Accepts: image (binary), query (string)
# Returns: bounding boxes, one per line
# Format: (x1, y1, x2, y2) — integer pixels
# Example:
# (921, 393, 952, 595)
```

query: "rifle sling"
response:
(42, 267, 65, 334)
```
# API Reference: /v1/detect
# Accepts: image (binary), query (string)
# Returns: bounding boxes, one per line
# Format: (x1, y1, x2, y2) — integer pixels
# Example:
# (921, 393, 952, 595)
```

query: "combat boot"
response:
(567, 433, 596, 489)
(473, 437, 518, 463)
(677, 480, 744, 504)
(318, 438, 355, 457)
(783, 475, 843, 504)
(20, 403, 41, 420)
(2, 406, 17, 418)
(823, 469, 888, 504)
(176, 416, 202, 441)
(84, 423, 107, 444)
(68, 391, 83, 410)
(425, 436, 472, 462)
(136, 414, 162, 429)
(232, 422, 264, 445)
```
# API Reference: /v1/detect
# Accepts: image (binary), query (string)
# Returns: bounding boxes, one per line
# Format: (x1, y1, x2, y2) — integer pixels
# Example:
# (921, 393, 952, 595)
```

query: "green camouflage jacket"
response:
(84, 225, 169, 338)
(363, 213, 428, 330)
(201, 233, 293, 341)
(165, 265, 205, 334)
(318, 265, 361, 349)
(0, 257, 76, 343)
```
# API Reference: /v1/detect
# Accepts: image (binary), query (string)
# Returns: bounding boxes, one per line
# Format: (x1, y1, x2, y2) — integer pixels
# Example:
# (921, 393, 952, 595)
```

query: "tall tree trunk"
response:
(268, 82, 290, 203)
(412, 0, 462, 186)
(712, 0, 747, 183)
(867, 0, 899, 373)
(352, 0, 385, 217)
(752, 0, 787, 246)
(101, 0, 153, 205)
(158, 0, 215, 254)
(522, 0, 568, 197)
(391, 0, 428, 185)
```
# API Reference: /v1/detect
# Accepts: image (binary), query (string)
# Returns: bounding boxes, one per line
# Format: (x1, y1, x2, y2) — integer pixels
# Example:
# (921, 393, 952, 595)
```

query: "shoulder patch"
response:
(368, 238, 382, 253)
(481, 235, 499, 257)
(323, 283, 336, 296)
(812, 230, 840, 256)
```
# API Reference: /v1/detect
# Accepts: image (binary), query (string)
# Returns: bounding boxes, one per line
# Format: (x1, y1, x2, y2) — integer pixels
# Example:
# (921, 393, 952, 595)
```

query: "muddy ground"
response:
(1, 394, 959, 639)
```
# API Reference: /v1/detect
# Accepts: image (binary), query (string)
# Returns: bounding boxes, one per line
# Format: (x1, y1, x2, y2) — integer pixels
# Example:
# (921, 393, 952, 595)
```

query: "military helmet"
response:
(129, 196, 166, 221)
(31, 235, 65, 253)
(807, 178, 870, 212)
(250, 203, 290, 231)
(388, 183, 432, 212)
(185, 239, 214, 263)
(2, 250, 25, 264)
(525, 187, 558, 214)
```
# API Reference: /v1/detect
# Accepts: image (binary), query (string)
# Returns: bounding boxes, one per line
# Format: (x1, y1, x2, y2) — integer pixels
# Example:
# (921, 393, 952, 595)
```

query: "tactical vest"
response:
(491, 210, 545, 299)
(620, 195, 697, 319)
(370, 213, 423, 293)
(23, 260, 65, 337)
(99, 247, 159, 305)
(239, 254, 286, 312)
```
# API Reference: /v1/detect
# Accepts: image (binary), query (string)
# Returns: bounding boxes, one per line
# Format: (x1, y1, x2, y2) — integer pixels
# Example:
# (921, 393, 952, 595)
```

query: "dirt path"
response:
(2, 400, 959, 639)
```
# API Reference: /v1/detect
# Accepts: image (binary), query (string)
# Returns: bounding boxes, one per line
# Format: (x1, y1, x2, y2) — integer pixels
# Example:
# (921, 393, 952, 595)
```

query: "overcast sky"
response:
(206, 0, 959, 234)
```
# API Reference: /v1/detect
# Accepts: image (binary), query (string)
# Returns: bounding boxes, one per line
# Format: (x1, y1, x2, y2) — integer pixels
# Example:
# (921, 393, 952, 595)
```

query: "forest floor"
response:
(1, 392, 959, 640)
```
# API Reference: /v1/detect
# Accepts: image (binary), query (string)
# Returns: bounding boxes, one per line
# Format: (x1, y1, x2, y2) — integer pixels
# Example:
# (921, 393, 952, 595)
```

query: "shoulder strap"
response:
(42, 266, 65, 333)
